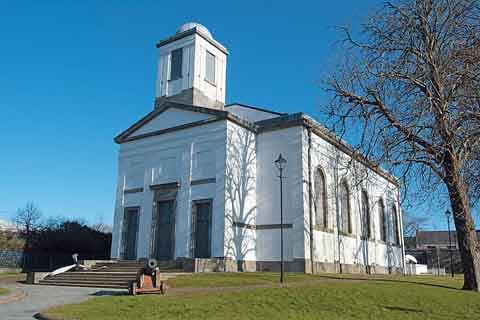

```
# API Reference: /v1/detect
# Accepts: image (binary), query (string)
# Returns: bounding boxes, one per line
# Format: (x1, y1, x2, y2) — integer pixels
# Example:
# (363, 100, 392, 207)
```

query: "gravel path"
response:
(0, 283, 126, 320)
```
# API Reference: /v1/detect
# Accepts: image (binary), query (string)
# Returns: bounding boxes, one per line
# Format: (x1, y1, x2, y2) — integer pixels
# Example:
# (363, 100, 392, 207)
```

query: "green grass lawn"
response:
(0, 271, 24, 281)
(168, 271, 319, 288)
(0, 287, 9, 296)
(44, 273, 480, 320)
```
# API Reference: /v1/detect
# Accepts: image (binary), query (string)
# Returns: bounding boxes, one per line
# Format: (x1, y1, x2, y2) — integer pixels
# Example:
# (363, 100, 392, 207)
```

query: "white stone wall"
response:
(300, 127, 404, 270)
(224, 122, 257, 261)
(111, 117, 227, 260)
(255, 126, 305, 262)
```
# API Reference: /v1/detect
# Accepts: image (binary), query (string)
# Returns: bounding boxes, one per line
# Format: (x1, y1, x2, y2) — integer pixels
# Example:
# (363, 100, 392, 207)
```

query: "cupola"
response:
(155, 22, 228, 110)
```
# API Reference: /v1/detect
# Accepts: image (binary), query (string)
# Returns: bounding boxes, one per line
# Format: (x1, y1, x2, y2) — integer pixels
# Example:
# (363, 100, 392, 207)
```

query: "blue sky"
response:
(0, 0, 452, 228)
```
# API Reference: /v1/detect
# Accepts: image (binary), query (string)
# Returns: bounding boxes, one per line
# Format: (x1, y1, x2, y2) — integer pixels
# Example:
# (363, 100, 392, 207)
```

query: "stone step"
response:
(45, 273, 177, 281)
(93, 261, 182, 268)
(37, 260, 184, 289)
(44, 275, 136, 281)
(39, 277, 177, 289)
(99, 269, 183, 273)
(60, 271, 138, 275)
(38, 280, 128, 289)
(41, 278, 130, 285)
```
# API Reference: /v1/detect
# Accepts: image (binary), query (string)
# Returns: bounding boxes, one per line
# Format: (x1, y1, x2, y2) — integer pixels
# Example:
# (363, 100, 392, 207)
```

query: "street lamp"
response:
(445, 209, 455, 278)
(274, 153, 287, 284)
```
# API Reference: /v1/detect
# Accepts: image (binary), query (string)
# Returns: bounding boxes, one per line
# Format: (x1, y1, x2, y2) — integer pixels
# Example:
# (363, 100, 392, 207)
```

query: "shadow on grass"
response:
(382, 305, 425, 314)
(316, 274, 460, 291)
(90, 290, 129, 296)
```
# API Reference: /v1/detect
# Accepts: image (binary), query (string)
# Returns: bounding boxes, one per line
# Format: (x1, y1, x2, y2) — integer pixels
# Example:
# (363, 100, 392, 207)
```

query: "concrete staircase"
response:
(38, 260, 184, 289)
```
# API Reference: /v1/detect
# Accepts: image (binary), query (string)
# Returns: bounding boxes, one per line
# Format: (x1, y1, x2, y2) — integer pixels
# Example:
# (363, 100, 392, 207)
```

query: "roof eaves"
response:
(225, 113, 258, 132)
(114, 105, 168, 144)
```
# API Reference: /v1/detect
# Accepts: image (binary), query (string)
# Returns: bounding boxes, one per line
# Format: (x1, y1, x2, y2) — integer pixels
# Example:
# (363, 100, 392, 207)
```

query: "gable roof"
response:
(114, 100, 255, 144)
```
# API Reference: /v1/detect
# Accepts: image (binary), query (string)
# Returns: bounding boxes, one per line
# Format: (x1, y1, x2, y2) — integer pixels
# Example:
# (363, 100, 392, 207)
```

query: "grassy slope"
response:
(45, 273, 480, 320)
(0, 287, 9, 295)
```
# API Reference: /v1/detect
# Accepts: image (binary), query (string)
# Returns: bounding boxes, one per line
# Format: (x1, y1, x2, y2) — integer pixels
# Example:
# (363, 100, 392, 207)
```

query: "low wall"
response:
(0, 250, 23, 268)
(26, 271, 50, 284)
(178, 257, 403, 275)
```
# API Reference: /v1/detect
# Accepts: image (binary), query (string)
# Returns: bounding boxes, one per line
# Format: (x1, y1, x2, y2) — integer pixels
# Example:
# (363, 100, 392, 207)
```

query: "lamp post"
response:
(445, 209, 454, 278)
(275, 153, 287, 284)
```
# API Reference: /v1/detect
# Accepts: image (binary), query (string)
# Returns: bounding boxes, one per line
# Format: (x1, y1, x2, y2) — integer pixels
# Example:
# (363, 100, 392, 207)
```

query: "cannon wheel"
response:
(128, 281, 137, 296)
(160, 281, 167, 294)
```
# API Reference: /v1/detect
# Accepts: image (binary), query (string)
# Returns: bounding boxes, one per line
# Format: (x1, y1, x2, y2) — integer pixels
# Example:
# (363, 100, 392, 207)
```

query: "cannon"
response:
(128, 259, 167, 295)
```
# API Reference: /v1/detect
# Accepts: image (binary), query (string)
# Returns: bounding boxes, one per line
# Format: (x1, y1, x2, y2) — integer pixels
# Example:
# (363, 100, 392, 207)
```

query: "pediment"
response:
(129, 108, 213, 137)
(115, 102, 228, 143)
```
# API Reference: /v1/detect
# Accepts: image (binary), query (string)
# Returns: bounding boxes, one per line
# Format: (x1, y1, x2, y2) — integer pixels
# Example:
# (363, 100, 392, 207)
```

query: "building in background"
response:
(413, 230, 480, 249)
(405, 230, 480, 274)
(110, 23, 405, 274)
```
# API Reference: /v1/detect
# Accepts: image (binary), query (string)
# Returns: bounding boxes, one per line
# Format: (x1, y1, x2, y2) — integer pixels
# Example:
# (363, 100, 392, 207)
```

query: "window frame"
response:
(391, 205, 400, 245)
(361, 189, 372, 240)
(169, 47, 183, 81)
(378, 199, 387, 242)
(314, 167, 328, 229)
(339, 179, 352, 234)
(205, 50, 216, 85)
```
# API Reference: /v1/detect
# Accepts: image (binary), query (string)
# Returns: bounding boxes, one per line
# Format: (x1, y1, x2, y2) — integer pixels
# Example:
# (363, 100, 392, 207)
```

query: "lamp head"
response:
(274, 153, 287, 170)
(445, 209, 452, 218)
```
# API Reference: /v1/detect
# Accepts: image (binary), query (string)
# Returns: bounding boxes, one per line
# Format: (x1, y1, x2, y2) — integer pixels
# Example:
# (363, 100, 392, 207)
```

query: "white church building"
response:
(110, 23, 405, 274)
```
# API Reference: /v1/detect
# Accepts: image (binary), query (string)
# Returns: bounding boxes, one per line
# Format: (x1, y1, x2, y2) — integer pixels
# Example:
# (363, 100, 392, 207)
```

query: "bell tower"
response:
(155, 22, 228, 110)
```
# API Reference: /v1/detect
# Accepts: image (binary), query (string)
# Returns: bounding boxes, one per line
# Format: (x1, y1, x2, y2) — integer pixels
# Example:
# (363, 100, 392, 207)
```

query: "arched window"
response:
(391, 205, 399, 245)
(314, 167, 328, 229)
(339, 179, 351, 234)
(361, 190, 371, 239)
(378, 199, 386, 242)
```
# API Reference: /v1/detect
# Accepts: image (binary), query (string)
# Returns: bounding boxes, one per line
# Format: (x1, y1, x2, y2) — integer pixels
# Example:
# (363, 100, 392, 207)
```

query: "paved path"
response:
(0, 283, 127, 320)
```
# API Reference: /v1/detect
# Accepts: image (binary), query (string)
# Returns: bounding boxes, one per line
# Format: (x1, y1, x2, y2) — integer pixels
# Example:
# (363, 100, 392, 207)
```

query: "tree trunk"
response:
(444, 157, 480, 291)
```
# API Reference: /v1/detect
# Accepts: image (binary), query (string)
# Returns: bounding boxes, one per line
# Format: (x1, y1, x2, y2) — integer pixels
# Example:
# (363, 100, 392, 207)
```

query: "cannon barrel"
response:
(142, 258, 159, 275)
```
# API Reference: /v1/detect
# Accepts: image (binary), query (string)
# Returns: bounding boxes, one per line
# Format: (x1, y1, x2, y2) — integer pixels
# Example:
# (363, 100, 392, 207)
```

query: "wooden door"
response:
(155, 200, 175, 260)
(123, 208, 139, 260)
(194, 200, 212, 258)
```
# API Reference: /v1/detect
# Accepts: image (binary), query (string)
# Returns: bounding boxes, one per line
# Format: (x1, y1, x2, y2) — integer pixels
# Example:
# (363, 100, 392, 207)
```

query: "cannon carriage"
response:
(128, 259, 168, 295)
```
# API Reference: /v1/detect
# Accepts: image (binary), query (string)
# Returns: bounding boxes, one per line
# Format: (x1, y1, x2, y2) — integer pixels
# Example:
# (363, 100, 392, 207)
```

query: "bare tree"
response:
(14, 202, 42, 249)
(324, 0, 480, 290)
(91, 213, 113, 234)
(403, 211, 428, 238)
